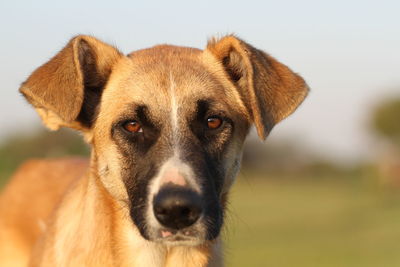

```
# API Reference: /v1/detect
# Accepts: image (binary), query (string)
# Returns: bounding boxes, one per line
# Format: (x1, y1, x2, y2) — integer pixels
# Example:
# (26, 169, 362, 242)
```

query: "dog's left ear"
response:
(20, 35, 122, 131)
(206, 35, 309, 139)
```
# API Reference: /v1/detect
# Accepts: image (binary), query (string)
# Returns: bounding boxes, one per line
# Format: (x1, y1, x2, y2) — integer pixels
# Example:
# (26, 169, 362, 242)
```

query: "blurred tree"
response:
(371, 96, 400, 186)
(372, 98, 400, 147)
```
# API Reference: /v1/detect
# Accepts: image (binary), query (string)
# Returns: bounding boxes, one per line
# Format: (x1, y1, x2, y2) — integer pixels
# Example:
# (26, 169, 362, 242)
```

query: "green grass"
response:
(224, 175, 400, 267)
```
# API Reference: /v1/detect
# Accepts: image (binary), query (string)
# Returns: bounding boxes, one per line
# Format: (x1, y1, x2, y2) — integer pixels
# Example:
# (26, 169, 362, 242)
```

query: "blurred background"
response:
(1, 0, 400, 266)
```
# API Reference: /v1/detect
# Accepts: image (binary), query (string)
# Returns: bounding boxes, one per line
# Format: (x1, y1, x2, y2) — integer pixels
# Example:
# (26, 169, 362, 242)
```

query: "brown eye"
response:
(207, 116, 223, 129)
(123, 120, 142, 133)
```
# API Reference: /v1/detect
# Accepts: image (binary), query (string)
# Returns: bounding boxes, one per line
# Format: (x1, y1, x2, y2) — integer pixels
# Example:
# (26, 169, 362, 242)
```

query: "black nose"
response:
(153, 186, 203, 230)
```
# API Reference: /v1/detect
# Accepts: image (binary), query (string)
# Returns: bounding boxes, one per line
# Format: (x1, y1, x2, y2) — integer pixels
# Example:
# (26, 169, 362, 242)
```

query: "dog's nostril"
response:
(180, 207, 190, 217)
(155, 207, 168, 216)
(153, 186, 202, 230)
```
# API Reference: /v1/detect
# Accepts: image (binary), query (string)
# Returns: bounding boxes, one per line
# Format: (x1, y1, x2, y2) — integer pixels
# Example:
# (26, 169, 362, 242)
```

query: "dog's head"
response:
(20, 35, 308, 246)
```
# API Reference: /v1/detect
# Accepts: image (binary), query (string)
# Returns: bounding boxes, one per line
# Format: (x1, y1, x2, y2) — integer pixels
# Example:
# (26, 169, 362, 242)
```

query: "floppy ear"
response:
(206, 35, 309, 139)
(20, 35, 122, 131)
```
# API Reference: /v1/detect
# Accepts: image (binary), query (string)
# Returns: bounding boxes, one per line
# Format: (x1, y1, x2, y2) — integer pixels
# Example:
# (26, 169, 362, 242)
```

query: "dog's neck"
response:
(44, 156, 222, 267)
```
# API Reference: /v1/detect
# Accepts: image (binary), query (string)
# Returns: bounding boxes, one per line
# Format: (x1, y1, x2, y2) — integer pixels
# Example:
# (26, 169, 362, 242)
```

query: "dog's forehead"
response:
(125, 44, 224, 97)
(101, 45, 230, 119)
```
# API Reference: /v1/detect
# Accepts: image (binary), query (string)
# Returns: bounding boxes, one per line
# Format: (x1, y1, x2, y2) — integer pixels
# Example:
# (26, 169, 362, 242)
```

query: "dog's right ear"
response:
(206, 36, 308, 140)
(20, 35, 122, 131)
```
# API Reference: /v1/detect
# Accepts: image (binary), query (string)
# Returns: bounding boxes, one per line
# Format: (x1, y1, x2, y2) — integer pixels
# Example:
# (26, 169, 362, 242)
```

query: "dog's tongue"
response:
(161, 230, 173, 238)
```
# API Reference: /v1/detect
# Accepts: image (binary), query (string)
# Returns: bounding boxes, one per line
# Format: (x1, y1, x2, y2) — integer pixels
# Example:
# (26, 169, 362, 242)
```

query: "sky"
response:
(0, 0, 399, 163)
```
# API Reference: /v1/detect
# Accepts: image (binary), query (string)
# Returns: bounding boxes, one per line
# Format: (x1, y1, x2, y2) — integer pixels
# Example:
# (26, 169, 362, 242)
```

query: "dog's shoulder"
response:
(0, 157, 89, 266)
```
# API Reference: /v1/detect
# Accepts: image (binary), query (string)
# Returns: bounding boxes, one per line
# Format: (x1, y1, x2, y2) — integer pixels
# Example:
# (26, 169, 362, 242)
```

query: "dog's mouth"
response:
(131, 207, 222, 247)
(143, 208, 222, 247)
(154, 227, 204, 246)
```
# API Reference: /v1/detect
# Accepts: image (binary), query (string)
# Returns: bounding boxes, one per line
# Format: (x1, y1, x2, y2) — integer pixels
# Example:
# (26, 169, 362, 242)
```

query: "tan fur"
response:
(0, 35, 308, 266)
(0, 158, 88, 266)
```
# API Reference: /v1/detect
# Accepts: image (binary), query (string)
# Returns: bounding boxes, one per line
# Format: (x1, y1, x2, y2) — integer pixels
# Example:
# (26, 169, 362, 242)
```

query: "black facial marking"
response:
(113, 105, 161, 155)
(111, 104, 169, 239)
(190, 100, 234, 143)
(189, 100, 235, 157)
(127, 162, 158, 239)
(174, 99, 236, 239)
(193, 100, 234, 196)
(177, 138, 225, 240)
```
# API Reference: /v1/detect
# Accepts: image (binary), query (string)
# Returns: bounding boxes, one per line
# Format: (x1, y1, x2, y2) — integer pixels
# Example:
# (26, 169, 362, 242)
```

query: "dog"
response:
(0, 35, 308, 267)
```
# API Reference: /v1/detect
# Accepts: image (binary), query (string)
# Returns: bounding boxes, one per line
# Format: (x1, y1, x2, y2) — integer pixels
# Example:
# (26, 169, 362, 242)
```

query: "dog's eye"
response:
(206, 116, 223, 129)
(122, 120, 143, 133)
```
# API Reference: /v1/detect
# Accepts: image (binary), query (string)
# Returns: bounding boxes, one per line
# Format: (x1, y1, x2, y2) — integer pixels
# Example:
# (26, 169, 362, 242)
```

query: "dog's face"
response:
(20, 35, 308, 246)
(94, 46, 251, 244)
